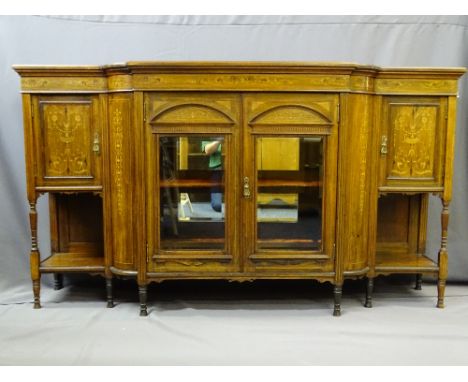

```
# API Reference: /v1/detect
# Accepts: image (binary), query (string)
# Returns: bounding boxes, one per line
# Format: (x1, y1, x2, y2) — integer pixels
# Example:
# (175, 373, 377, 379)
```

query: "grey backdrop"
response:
(1, 15, 468, 303)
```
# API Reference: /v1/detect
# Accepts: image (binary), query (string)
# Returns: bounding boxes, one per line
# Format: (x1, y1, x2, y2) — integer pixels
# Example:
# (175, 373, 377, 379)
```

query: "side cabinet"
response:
(19, 85, 110, 309)
(371, 88, 459, 309)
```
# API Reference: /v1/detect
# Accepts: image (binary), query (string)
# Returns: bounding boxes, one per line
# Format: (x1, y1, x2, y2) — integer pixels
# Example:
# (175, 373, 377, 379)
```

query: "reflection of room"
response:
(162, 135, 324, 251)
(256, 137, 323, 250)
(175, 137, 226, 221)
(159, 136, 226, 250)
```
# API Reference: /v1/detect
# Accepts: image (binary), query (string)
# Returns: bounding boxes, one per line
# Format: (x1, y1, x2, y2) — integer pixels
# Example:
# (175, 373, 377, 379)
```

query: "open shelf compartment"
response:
(375, 193, 438, 275)
(39, 193, 105, 274)
(375, 250, 438, 274)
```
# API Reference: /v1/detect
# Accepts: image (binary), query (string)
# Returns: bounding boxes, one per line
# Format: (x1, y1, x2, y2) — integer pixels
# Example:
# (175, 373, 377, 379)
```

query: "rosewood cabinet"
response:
(14, 62, 465, 316)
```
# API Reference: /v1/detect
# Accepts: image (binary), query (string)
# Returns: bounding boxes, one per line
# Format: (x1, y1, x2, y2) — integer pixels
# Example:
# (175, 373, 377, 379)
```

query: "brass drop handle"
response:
(380, 135, 388, 155)
(93, 133, 100, 155)
(243, 176, 251, 198)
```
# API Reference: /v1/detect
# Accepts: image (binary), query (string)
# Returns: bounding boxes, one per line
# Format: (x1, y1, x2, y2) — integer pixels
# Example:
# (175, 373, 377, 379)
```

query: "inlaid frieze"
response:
(376, 79, 458, 95)
(134, 73, 349, 91)
(22, 77, 107, 92)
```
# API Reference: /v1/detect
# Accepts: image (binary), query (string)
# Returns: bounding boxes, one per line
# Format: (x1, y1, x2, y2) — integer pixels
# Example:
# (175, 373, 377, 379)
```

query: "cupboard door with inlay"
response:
(379, 96, 447, 191)
(32, 95, 102, 187)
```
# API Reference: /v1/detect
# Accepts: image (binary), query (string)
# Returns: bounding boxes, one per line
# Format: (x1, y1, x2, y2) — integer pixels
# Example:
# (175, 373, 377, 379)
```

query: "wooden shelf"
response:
(375, 251, 438, 274)
(40, 252, 105, 273)
(160, 179, 221, 188)
(159, 179, 321, 188)
(258, 180, 321, 187)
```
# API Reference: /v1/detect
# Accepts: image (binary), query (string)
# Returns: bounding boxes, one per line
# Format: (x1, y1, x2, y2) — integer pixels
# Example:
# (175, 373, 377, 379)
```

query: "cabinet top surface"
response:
(13, 62, 465, 95)
(12, 61, 467, 76)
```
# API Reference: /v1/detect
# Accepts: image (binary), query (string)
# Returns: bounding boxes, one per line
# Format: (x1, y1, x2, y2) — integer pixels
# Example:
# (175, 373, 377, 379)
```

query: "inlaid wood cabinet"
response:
(14, 62, 465, 316)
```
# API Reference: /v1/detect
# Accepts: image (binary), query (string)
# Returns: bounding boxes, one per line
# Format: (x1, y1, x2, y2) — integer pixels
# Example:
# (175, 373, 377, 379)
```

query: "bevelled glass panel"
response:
(256, 137, 323, 250)
(159, 136, 225, 250)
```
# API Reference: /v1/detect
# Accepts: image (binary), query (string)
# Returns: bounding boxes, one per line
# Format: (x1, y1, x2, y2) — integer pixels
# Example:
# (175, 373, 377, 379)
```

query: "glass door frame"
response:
(241, 94, 339, 268)
(144, 93, 241, 273)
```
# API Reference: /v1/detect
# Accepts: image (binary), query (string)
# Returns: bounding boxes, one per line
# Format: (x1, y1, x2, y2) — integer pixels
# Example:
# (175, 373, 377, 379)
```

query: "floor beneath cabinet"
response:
(0, 276, 467, 365)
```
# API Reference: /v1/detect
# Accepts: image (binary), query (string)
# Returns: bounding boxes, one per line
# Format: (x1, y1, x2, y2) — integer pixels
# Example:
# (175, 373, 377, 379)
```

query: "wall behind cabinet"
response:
(1, 16, 468, 301)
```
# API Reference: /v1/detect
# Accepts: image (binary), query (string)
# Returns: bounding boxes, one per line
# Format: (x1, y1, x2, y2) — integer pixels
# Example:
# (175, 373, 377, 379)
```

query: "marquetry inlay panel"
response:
(40, 102, 93, 178)
(146, 93, 240, 137)
(375, 78, 458, 95)
(134, 74, 350, 92)
(245, 93, 337, 126)
(249, 105, 332, 126)
(111, 107, 124, 215)
(108, 75, 133, 92)
(21, 77, 107, 93)
(150, 104, 235, 125)
(379, 96, 447, 190)
(389, 105, 437, 178)
(109, 96, 134, 268)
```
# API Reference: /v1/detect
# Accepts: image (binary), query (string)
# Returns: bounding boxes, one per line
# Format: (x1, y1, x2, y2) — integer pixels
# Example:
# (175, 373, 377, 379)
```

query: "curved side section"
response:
(108, 93, 137, 271)
(337, 93, 374, 277)
(343, 267, 369, 279)
(110, 266, 138, 277)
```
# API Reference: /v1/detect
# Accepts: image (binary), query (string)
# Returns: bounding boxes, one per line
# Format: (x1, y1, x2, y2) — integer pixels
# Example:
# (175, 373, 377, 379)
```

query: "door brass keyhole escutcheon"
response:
(93, 133, 100, 155)
(380, 135, 388, 155)
(243, 176, 251, 198)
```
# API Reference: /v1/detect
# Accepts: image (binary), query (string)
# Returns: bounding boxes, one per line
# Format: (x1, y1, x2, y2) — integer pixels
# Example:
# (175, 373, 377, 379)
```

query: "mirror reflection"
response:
(256, 137, 323, 250)
(159, 136, 225, 250)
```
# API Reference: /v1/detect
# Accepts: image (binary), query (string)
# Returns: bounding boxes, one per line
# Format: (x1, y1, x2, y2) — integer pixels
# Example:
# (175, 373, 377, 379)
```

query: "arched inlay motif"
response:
(249, 104, 332, 125)
(150, 103, 235, 125)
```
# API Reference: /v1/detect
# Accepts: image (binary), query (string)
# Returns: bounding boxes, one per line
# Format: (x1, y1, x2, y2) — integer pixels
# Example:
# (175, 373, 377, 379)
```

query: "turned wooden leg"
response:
(29, 201, 41, 309)
(32, 279, 41, 309)
(415, 274, 422, 291)
(333, 285, 342, 317)
(106, 278, 114, 308)
(437, 279, 446, 308)
(54, 273, 63, 290)
(139, 285, 148, 317)
(365, 277, 374, 308)
(437, 200, 449, 309)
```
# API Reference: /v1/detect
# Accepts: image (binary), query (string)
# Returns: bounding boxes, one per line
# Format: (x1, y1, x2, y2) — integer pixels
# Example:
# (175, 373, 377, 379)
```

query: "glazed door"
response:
(145, 93, 241, 273)
(242, 93, 339, 273)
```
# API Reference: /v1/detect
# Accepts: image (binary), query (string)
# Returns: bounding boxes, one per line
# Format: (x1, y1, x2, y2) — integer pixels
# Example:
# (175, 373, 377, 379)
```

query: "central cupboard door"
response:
(242, 94, 339, 274)
(145, 93, 241, 273)
(145, 92, 338, 275)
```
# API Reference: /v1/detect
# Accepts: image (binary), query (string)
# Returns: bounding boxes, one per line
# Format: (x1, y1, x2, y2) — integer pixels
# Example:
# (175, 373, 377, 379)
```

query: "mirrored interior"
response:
(256, 137, 323, 250)
(159, 136, 225, 250)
